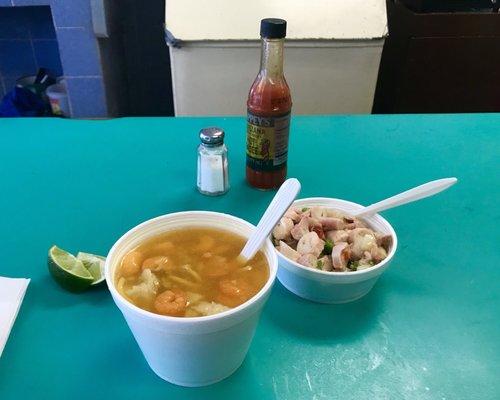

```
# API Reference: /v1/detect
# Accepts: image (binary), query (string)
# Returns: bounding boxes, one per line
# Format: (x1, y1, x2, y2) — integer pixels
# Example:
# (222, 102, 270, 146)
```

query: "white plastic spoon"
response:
(239, 178, 301, 262)
(353, 177, 458, 218)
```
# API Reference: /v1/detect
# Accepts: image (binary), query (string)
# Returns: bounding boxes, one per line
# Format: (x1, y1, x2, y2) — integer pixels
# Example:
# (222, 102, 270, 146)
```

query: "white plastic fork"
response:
(353, 177, 458, 218)
(239, 178, 301, 262)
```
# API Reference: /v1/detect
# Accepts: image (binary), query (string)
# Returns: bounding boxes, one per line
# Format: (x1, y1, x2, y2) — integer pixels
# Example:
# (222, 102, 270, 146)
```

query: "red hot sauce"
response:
(246, 18, 292, 190)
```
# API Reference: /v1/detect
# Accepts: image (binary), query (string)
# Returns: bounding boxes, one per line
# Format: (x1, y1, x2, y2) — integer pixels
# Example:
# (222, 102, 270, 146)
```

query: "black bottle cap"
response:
(260, 18, 287, 39)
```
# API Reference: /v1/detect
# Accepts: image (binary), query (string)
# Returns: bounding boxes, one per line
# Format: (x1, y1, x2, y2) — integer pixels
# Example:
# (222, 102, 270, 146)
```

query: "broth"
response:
(115, 227, 269, 317)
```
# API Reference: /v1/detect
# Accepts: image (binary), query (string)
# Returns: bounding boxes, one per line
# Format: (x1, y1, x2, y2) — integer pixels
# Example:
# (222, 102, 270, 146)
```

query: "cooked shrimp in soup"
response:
(115, 228, 269, 317)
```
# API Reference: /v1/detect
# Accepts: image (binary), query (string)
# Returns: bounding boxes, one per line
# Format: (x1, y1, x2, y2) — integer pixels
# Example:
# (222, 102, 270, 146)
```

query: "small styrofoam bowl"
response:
(105, 211, 278, 387)
(276, 198, 398, 304)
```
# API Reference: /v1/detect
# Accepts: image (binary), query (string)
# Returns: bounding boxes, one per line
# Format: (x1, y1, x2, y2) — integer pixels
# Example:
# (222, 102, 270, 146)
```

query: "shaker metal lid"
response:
(199, 127, 225, 145)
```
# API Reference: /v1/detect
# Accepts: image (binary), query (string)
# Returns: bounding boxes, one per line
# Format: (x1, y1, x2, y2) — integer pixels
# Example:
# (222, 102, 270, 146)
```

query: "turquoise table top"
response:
(0, 115, 498, 399)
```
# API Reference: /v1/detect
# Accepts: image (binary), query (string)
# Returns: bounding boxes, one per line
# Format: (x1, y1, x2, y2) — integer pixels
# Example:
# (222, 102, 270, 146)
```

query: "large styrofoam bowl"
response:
(276, 198, 397, 304)
(105, 211, 278, 387)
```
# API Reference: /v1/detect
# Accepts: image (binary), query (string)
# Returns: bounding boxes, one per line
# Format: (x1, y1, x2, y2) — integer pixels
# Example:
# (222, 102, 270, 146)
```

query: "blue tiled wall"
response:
(0, 6, 62, 99)
(0, 0, 107, 118)
(66, 77, 106, 117)
(51, 0, 107, 118)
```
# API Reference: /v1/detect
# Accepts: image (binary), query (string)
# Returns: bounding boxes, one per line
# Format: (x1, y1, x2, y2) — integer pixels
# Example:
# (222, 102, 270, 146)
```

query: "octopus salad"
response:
(272, 206, 392, 272)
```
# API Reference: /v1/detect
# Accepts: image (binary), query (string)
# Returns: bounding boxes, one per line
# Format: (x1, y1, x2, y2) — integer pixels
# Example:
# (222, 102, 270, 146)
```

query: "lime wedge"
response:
(48, 246, 94, 292)
(77, 252, 106, 286)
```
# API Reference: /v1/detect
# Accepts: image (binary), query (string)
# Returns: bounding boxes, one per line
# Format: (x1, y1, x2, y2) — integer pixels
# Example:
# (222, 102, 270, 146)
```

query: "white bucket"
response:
(105, 211, 278, 386)
(46, 83, 69, 117)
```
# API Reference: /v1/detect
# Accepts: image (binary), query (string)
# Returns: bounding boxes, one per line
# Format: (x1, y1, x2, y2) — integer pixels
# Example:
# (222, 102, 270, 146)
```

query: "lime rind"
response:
(48, 246, 94, 292)
(49, 246, 94, 279)
(48, 246, 107, 291)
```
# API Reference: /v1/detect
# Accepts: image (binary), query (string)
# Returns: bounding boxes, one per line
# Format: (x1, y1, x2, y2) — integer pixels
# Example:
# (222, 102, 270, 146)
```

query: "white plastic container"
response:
(276, 198, 397, 304)
(105, 211, 278, 387)
(46, 83, 70, 117)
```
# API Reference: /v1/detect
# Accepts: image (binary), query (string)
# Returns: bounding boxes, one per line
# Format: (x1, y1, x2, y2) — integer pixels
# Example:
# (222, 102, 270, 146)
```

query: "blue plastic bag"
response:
(0, 86, 49, 117)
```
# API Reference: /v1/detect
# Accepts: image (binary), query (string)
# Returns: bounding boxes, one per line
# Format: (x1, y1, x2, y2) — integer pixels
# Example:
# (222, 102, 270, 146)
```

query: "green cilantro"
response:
(323, 239, 334, 254)
(316, 260, 324, 269)
(301, 207, 309, 212)
(347, 260, 359, 271)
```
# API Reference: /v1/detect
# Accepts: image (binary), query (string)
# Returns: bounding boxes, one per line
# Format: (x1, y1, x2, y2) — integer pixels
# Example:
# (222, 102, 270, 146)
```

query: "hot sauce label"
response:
(246, 112, 290, 171)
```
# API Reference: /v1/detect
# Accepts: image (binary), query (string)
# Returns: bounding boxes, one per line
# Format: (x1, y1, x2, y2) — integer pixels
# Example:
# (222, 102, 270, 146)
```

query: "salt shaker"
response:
(197, 127, 229, 196)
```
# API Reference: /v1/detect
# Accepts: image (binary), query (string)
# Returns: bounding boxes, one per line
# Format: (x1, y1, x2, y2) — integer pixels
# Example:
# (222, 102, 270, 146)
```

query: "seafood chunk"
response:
(278, 241, 300, 262)
(291, 216, 312, 240)
(310, 218, 325, 239)
(217, 278, 253, 307)
(344, 216, 367, 230)
(348, 228, 376, 243)
(154, 288, 187, 316)
(310, 206, 327, 219)
(319, 217, 345, 231)
(296, 207, 311, 218)
(349, 229, 378, 260)
(316, 255, 333, 271)
(326, 230, 349, 244)
(297, 231, 325, 257)
(297, 253, 318, 268)
(126, 268, 160, 301)
(375, 232, 392, 250)
(272, 217, 294, 240)
(284, 208, 301, 222)
(370, 246, 388, 262)
(331, 243, 350, 271)
(121, 251, 143, 277)
(272, 205, 390, 273)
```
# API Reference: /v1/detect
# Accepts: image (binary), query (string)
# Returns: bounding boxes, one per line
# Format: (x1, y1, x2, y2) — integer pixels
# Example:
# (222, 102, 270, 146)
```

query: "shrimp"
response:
(216, 278, 253, 307)
(121, 251, 143, 277)
(154, 288, 187, 316)
(331, 243, 351, 271)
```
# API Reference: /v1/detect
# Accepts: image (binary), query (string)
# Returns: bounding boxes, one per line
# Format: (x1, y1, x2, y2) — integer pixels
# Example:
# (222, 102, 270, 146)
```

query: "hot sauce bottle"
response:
(246, 18, 292, 190)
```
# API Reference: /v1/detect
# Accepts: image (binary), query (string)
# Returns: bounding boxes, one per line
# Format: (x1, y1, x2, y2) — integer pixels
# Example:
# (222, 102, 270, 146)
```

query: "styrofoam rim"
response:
(105, 211, 278, 324)
(275, 197, 398, 278)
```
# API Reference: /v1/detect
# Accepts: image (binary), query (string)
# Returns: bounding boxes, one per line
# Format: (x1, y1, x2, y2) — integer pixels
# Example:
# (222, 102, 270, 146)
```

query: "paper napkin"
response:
(0, 277, 30, 357)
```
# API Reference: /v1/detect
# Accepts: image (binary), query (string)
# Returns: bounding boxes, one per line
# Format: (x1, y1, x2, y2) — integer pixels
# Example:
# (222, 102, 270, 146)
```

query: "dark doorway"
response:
(101, 0, 174, 116)
(373, 0, 500, 113)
